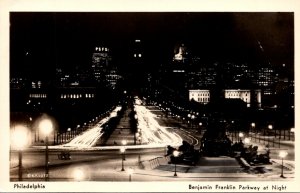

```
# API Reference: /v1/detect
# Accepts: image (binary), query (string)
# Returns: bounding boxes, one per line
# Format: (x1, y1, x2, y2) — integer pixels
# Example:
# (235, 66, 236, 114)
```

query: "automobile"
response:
(58, 151, 71, 160)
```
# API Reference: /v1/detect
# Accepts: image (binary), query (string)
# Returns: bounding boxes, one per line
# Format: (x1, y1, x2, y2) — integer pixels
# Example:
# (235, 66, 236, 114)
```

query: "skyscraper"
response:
(91, 46, 112, 83)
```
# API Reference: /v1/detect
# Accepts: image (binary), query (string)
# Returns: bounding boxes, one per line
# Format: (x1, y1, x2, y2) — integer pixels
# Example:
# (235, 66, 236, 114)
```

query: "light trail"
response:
(45, 99, 182, 150)
(134, 97, 183, 147)
(59, 106, 121, 148)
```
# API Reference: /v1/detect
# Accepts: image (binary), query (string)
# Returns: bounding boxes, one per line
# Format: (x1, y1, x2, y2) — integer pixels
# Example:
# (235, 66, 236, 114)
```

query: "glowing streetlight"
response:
(73, 168, 85, 181)
(268, 124, 275, 147)
(127, 167, 134, 182)
(239, 132, 244, 138)
(173, 150, 180, 177)
(121, 140, 127, 160)
(12, 125, 30, 181)
(268, 124, 273, 136)
(39, 119, 53, 181)
(238, 132, 244, 142)
(289, 128, 295, 140)
(290, 128, 295, 133)
(122, 139, 127, 146)
(244, 137, 251, 145)
(135, 133, 140, 138)
(251, 122, 256, 142)
(279, 150, 288, 178)
(120, 147, 126, 171)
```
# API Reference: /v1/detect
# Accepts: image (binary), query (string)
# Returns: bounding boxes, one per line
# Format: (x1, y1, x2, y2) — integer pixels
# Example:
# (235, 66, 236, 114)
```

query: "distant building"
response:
(91, 46, 112, 83)
(105, 69, 122, 89)
(224, 89, 261, 108)
(254, 67, 278, 95)
(189, 90, 210, 104)
(10, 77, 27, 89)
(189, 89, 261, 108)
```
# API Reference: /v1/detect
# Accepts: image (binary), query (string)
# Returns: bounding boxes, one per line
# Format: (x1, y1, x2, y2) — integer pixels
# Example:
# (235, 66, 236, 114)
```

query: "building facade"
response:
(189, 89, 262, 108)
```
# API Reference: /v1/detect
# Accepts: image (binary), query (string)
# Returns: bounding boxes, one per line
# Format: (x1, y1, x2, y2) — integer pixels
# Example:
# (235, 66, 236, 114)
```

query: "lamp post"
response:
(238, 132, 244, 142)
(244, 137, 251, 145)
(289, 128, 295, 141)
(199, 122, 202, 135)
(120, 147, 125, 171)
(187, 114, 191, 128)
(251, 123, 255, 142)
(279, 150, 288, 178)
(12, 125, 29, 181)
(67, 128, 71, 140)
(173, 150, 180, 177)
(268, 125, 274, 147)
(191, 114, 195, 128)
(122, 139, 127, 146)
(40, 119, 53, 181)
(28, 117, 33, 143)
(127, 167, 134, 182)
(122, 140, 127, 160)
(135, 133, 140, 145)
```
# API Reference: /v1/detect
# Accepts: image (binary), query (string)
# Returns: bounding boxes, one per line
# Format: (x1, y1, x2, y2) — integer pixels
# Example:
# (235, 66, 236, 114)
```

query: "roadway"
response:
(10, 100, 295, 181)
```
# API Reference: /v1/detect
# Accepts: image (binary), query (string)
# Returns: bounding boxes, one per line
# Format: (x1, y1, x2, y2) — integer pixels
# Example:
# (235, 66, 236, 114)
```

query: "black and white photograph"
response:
(0, 0, 299, 192)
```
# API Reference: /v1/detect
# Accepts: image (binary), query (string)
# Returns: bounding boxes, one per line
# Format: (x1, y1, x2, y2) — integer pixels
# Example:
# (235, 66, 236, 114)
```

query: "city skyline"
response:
(10, 12, 294, 81)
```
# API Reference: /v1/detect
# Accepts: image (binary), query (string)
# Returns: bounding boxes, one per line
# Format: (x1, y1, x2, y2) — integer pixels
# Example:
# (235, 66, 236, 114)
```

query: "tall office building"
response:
(91, 46, 112, 83)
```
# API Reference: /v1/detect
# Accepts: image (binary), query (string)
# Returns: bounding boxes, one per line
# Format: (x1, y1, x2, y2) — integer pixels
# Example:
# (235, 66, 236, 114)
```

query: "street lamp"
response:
(191, 114, 195, 128)
(244, 137, 251, 144)
(238, 132, 244, 142)
(173, 150, 180, 177)
(198, 122, 202, 135)
(12, 125, 29, 181)
(289, 128, 295, 140)
(279, 150, 288, 178)
(268, 124, 274, 136)
(73, 168, 85, 181)
(127, 167, 134, 182)
(251, 123, 256, 142)
(120, 147, 126, 171)
(122, 140, 127, 160)
(268, 124, 275, 147)
(39, 119, 53, 181)
(67, 128, 71, 140)
(135, 133, 140, 145)
(251, 122, 255, 132)
(122, 139, 127, 146)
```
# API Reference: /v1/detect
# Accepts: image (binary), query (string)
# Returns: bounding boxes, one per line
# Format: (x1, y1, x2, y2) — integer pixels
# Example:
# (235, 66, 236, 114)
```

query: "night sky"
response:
(10, 12, 294, 80)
